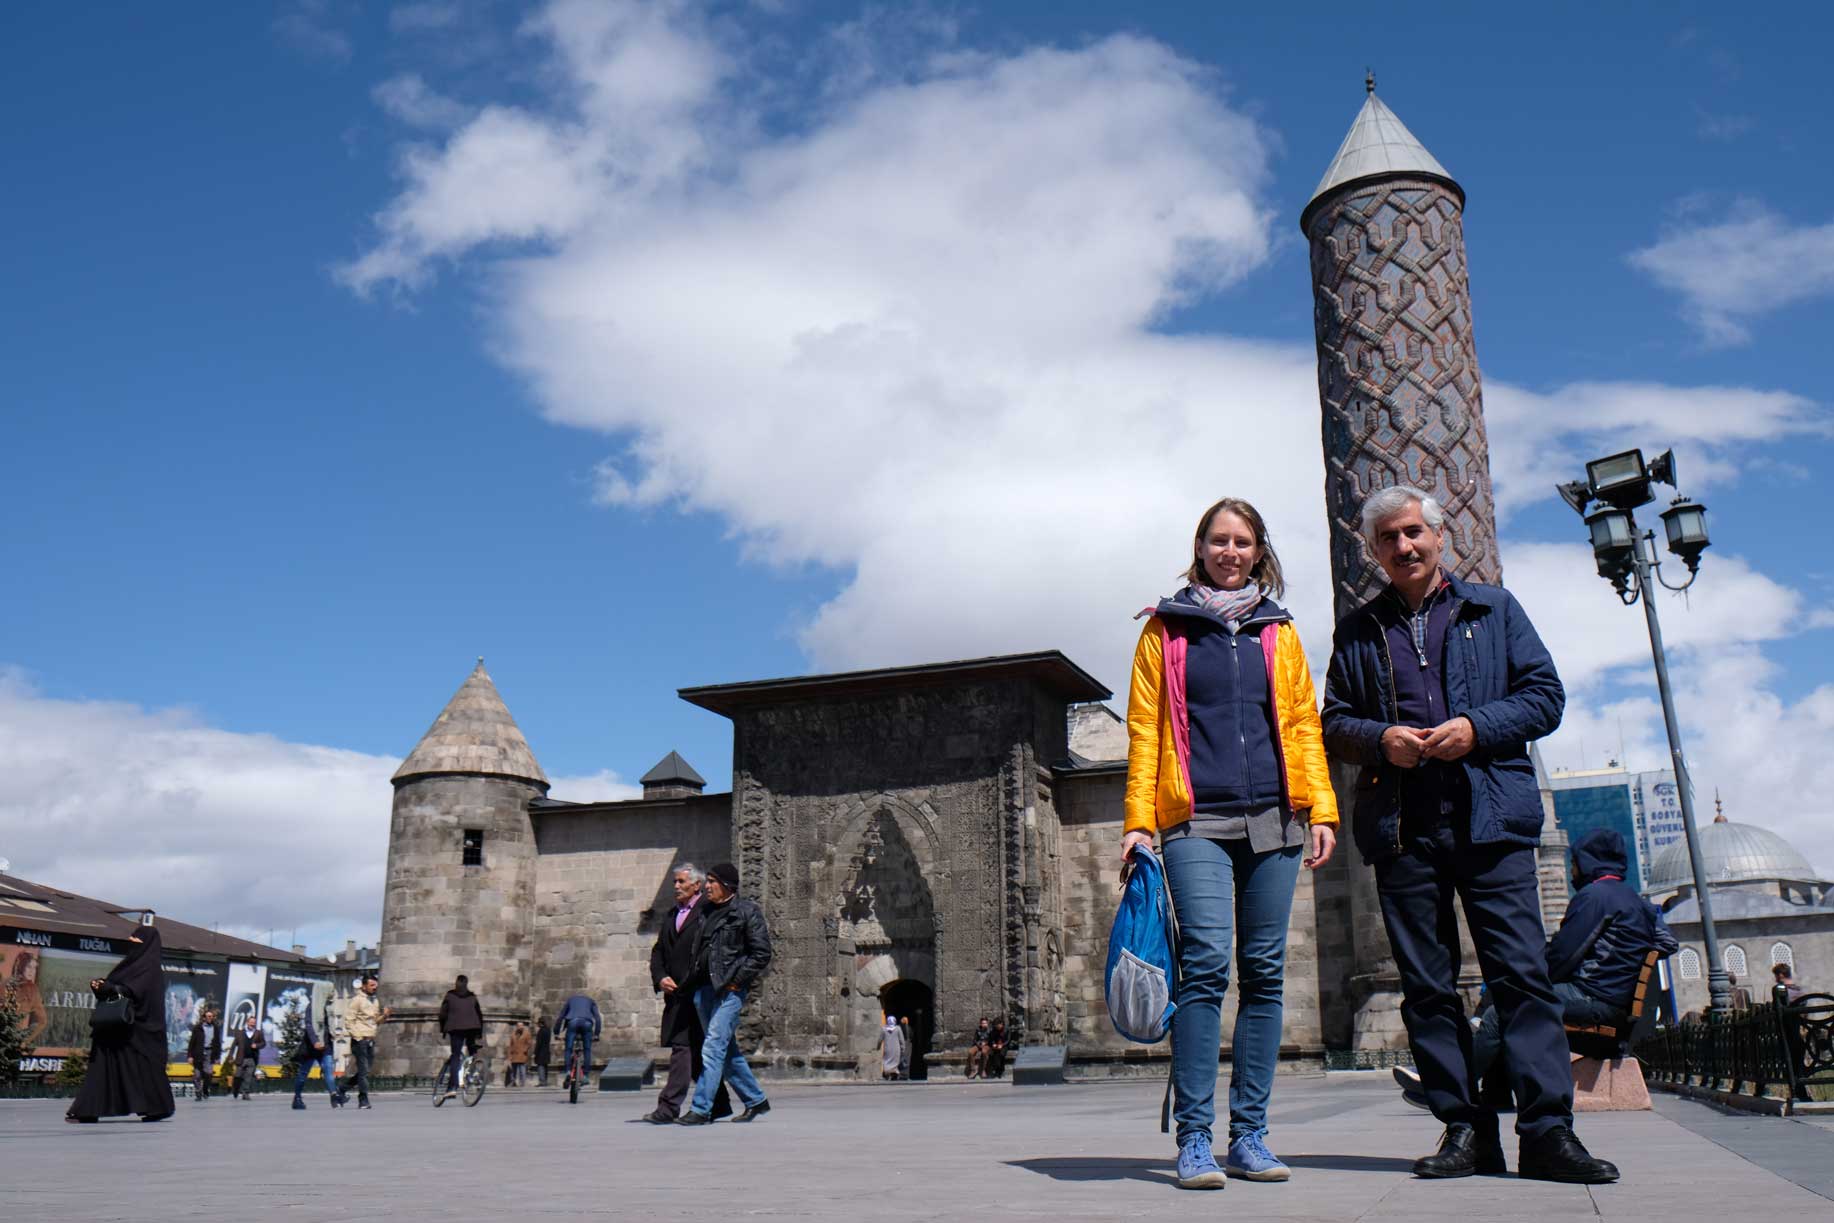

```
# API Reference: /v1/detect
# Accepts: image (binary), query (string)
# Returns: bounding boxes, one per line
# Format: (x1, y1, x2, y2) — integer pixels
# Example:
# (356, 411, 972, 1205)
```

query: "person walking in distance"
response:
(880, 1015, 903, 1081)
(675, 863, 773, 1125)
(1122, 497, 1339, 1189)
(339, 975, 390, 1109)
(505, 1021, 532, 1087)
(229, 1011, 265, 1099)
(533, 1013, 552, 1088)
(188, 1004, 223, 1101)
(644, 863, 729, 1122)
(1322, 485, 1616, 1184)
(555, 992, 601, 1090)
(438, 975, 483, 1102)
(291, 997, 342, 1111)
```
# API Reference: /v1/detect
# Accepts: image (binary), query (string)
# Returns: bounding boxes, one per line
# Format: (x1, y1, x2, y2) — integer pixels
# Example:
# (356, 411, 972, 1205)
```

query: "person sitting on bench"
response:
(1397, 829, 1678, 1106)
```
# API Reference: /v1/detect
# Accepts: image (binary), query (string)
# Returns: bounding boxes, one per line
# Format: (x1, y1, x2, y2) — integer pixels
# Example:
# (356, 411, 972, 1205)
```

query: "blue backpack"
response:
(1104, 845, 1178, 1044)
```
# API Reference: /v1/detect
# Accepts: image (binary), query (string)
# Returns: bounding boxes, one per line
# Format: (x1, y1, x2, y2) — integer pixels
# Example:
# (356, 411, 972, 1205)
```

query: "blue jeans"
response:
(562, 1022, 595, 1083)
(690, 986, 766, 1115)
(293, 1047, 335, 1098)
(1164, 835, 1302, 1144)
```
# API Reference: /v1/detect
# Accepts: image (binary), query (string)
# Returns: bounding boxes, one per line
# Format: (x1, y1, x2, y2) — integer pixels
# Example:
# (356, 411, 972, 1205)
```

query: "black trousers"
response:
(345, 1038, 374, 1099)
(656, 1040, 731, 1117)
(1375, 819, 1573, 1140)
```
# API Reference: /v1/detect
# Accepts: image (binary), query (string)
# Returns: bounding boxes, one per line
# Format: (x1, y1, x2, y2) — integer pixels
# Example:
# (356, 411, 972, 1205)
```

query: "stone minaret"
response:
(1302, 79, 1501, 1049)
(1303, 75, 1500, 615)
(374, 660, 548, 1075)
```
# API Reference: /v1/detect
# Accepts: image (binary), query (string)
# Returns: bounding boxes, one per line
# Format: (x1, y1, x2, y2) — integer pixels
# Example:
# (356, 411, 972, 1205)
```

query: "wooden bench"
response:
(1566, 948, 1658, 1111)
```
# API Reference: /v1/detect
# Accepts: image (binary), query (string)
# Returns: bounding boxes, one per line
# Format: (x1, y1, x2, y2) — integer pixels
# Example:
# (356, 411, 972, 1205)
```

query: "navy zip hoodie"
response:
(1546, 829, 1679, 1011)
(1155, 590, 1287, 815)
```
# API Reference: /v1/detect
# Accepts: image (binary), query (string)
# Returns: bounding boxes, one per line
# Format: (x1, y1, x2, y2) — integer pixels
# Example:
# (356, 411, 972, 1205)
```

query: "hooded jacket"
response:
(1546, 829, 1679, 1012)
(439, 986, 483, 1034)
(1322, 573, 1564, 861)
(1124, 592, 1338, 837)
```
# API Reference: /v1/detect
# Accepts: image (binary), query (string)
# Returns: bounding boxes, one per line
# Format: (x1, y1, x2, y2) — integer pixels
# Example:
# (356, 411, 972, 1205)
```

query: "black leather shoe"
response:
(643, 1109, 675, 1124)
(1518, 1126, 1619, 1184)
(674, 1110, 712, 1126)
(733, 1099, 771, 1123)
(1414, 1124, 1488, 1178)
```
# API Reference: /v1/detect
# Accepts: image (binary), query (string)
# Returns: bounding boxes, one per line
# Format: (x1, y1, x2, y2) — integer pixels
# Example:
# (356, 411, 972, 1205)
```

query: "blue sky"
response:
(5, 2, 1832, 950)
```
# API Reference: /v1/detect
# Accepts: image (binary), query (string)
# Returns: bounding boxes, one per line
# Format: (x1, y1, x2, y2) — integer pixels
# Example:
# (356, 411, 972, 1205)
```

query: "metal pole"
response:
(1633, 523, 1732, 1012)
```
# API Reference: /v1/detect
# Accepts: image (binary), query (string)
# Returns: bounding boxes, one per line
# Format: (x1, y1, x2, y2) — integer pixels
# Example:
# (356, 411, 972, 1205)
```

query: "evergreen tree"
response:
(54, 1050, 88, 1091)
(0, 986, 31, 1087)
(276, 1006, 306, 1084)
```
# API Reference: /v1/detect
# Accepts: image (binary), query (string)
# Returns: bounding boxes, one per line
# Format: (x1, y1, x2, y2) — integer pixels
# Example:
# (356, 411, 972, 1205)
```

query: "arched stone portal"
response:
(828, 797, 939, 1064)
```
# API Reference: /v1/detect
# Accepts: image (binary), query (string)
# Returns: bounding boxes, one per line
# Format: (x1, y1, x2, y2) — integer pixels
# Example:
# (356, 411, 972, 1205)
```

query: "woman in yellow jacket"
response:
(1120, 497, 1338, 1190)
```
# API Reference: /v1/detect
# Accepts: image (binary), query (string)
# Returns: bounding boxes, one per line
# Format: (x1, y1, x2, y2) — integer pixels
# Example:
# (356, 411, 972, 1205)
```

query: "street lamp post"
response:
(1557, 449, 1732, 1013)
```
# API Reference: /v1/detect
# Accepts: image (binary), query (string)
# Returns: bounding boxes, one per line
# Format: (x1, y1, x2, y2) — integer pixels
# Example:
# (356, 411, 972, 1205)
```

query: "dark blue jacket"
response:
(1154, 591, 1288, 814)
(1322, 574, 1564, 861)
(554, 994, 601, 1036)
(1547, 829, 1679, 1012)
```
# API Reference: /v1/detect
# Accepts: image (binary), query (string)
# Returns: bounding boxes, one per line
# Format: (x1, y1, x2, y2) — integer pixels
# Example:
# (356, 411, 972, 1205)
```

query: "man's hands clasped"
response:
(1381, 716, 1475, 767)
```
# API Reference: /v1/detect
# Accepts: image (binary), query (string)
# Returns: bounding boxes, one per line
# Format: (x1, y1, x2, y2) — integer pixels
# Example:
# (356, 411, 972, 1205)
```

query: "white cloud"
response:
(1628, 200, 1834, 345)
(0, 668, 637, 955)
(373, 74, 472, 130)
(273, 1, 354, 64)
(341, 3, 1834, 881)
(1484, 379, 1827, 518)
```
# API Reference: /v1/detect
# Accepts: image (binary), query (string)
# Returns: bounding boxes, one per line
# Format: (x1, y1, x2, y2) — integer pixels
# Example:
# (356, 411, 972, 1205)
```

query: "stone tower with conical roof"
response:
(1303, 79, 1504, 1050)
(375, 660, 549, 1075)
(1303, 76, 1501, 614)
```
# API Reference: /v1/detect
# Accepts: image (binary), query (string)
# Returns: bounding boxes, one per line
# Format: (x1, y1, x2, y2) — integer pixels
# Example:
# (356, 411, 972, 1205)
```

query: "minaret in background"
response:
(1301, 78, 1504, 1050)
(1302, 74, 1501, 614)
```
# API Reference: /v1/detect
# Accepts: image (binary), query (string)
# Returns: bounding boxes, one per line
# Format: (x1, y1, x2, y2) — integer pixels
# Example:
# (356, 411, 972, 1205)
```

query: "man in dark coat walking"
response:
(1323, 486, 1616, 1185)
(533, 1013, 552, 1087)
(187, 1004, 224, 1099)
(643, 863, 729, 1122)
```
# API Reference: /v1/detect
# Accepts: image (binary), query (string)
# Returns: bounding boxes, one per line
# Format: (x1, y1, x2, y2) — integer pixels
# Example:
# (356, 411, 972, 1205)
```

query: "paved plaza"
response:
(5, 1073, 1832, 1221)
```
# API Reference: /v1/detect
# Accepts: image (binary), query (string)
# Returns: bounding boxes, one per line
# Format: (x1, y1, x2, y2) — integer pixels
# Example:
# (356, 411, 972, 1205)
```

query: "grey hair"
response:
(673, 862, 706, 884)
(1360, 485, 1445, 548)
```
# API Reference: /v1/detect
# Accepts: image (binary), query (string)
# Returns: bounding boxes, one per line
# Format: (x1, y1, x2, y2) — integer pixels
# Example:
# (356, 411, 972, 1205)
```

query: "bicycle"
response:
(566, 1041, 587, 1104)
(433, 1043, 489, 1108)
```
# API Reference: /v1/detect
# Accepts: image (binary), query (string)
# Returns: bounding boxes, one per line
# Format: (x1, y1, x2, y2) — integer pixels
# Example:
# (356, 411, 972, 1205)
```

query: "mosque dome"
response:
(1645, 818, 1825, 894)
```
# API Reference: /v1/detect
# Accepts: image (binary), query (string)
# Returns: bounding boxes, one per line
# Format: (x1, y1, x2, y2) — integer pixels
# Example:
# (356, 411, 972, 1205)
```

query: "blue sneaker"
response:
(1176, 1134, 1227, 1189)
(1226, 1130, 1290, 1182)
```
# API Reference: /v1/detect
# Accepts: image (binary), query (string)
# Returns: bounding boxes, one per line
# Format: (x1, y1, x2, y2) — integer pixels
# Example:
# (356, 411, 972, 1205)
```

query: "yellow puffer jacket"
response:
(1124, 613, 1339, 837)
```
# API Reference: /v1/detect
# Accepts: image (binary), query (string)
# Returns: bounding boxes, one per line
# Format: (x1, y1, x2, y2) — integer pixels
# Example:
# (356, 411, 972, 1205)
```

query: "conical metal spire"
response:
(393, 661, 549, 788)
(1301, 82, 1462, 232)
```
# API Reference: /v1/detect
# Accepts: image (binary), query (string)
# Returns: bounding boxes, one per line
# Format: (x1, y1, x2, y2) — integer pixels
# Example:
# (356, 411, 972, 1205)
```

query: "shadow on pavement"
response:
(1283, 1154, 1416, 1173)
(1006, 1156, 1174, 1184)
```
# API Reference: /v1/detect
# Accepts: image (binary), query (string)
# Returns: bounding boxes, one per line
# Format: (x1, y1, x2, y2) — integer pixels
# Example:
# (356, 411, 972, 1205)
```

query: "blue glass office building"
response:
(1547, 768, 1644, 892)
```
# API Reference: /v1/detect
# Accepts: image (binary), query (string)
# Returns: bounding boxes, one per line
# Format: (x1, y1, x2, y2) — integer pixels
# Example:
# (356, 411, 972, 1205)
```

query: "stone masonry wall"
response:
(375, 773, 542, 1077)
(529, 794, 732, 1055)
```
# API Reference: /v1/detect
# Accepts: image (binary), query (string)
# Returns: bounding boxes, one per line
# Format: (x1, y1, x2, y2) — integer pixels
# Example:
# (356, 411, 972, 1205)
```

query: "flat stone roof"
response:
(679, 650, 1111, 717)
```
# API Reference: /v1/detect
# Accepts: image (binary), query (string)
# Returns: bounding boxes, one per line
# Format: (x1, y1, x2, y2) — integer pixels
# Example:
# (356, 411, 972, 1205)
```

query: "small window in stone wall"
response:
(462, 829, 484, 867)
(1771, 942, 1794, 972)
(1724, 944, 1747, 978)
(1678, 948, 1701, 979)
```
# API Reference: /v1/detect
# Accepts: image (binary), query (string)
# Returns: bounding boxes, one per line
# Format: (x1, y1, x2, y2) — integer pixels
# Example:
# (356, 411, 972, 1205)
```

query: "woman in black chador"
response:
(66, 921, 175, 1123)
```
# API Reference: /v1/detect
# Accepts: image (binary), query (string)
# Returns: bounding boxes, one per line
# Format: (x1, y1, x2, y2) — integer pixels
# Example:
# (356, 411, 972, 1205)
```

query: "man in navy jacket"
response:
(1323, 486, 1616, 1185)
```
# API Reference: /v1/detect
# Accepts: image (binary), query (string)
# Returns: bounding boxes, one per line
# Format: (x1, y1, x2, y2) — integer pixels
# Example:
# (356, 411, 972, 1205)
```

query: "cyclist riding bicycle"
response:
(555, 993, 601, 1088)
(438, 975, 484, 1100)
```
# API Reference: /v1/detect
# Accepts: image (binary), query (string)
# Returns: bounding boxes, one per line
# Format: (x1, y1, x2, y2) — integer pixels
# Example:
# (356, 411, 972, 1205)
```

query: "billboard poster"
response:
(1633, 771, 1686, 863)
(260, 969, 334, 1065)
(2, 941, 119, 1056)
(162, 959, 230, 1063)
(225, 962, 268, 1059)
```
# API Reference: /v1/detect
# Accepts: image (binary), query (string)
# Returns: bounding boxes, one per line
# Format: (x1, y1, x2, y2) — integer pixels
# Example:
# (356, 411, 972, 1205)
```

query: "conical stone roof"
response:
(1301, 85, 1462, 232)
(393, 661, 549, 789)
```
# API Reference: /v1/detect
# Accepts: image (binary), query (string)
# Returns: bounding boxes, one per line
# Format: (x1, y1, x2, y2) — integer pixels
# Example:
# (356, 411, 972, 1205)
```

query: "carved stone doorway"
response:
(881, 979, 934, 1081)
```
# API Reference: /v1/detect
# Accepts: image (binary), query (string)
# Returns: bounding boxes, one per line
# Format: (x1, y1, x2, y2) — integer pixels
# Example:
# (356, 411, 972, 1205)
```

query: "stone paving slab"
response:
(2, 1074, 1829, 1221)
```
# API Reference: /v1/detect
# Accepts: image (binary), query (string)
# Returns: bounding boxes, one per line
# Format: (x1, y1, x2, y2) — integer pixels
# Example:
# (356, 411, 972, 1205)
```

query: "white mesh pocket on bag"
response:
(1108, 947, 1171, 1039)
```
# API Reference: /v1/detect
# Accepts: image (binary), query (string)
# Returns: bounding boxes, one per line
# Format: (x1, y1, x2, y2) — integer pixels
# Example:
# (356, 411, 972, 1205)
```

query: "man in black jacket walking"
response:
(187, 1005, 223, 1099)
(644, 863, 730, 1123)
(675, 862, 772, 1126)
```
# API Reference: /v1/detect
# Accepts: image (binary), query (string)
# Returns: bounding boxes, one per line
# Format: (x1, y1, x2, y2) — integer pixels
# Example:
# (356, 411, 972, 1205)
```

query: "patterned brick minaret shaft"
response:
(1303, 89, 1500, 619)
